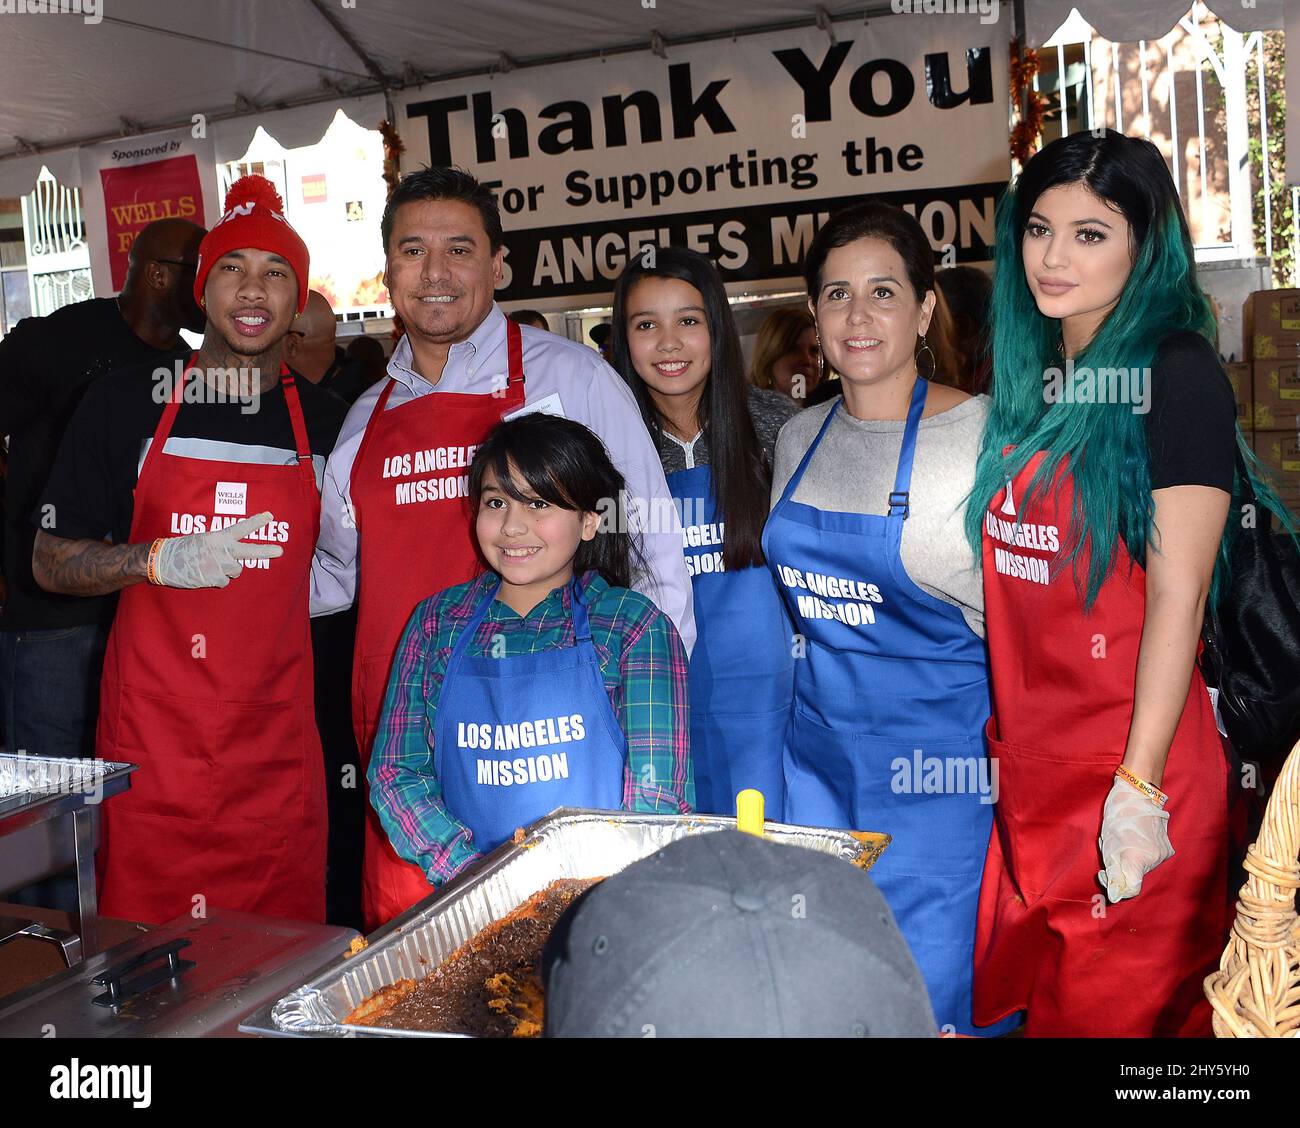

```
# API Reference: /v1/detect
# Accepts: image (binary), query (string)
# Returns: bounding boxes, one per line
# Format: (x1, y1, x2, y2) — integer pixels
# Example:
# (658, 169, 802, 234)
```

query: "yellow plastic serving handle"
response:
(735, 789, 765, 837)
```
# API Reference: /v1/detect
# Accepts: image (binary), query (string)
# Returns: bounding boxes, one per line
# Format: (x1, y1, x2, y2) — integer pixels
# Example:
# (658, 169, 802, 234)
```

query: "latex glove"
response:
(154, 511, 283, 589)
(1096, 777, 1174, 902)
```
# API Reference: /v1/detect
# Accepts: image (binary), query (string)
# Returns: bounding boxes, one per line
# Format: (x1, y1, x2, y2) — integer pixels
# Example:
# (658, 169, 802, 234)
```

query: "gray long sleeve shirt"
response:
(770, 394, 990, 638)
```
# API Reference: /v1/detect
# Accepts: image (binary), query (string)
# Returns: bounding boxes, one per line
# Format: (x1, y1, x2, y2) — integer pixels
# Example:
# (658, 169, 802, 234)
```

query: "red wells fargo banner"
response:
(78, 128, 219, 296)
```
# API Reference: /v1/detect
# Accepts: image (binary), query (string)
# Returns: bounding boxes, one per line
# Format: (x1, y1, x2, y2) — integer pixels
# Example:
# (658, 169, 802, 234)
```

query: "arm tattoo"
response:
(33, 532, 151, 596)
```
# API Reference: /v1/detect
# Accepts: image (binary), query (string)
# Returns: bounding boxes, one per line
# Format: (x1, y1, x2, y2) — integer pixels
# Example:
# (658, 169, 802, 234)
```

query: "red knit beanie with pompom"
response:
(194, 175, 310, 313)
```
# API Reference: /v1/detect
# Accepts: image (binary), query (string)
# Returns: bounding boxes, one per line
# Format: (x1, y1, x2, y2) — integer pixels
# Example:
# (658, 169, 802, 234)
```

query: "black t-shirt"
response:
(1144, 330, 1237, 492)
(0, 298, 187, 630)
(38, 362, 347, 548)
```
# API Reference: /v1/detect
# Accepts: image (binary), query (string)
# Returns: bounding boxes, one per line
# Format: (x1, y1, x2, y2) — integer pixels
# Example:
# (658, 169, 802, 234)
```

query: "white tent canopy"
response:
(0, 0, 877, 195)
(0, 0, 1288, 197)
(1023, 0, 1283, 48)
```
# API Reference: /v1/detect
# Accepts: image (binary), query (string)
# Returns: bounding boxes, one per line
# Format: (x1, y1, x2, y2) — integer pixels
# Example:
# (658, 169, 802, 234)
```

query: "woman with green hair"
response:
(969, 130, 1285, 1037)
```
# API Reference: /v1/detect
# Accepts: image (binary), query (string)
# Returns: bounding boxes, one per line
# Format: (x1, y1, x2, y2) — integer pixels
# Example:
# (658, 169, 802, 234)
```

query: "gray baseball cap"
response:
(542, 829, 936, 1037)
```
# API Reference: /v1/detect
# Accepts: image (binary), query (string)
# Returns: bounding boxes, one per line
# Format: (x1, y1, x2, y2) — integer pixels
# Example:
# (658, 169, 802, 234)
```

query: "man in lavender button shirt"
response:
(310, 167, 694, 653)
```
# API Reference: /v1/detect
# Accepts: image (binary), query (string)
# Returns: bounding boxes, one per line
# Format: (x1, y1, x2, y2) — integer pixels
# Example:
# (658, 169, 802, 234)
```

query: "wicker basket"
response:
(1205, 738, 1300, 1037)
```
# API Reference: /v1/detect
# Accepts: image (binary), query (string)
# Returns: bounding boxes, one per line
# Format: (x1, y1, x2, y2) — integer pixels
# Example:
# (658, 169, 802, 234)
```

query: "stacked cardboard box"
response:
(1241, 291, 1300, 513)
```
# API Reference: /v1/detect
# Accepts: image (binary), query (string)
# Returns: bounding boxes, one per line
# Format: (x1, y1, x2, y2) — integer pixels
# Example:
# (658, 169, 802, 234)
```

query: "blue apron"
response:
(668, 464, 793, 815)
(436, 577, 627, 854)
(762, 379, 1015, 1036)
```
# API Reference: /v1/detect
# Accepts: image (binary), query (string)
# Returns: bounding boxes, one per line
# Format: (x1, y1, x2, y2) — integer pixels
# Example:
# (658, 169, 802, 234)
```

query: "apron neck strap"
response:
(137, 352, 200, 484)
(451, 572, 592, 660)
(505, 317, 526, 387)
(568, 575, 593, 642)
(279, 367, 314, 464)
(140, 356, 313, 485)
(888, 377, 929, 519)
(348, 377, 396, 500)
(776, 397, 841, 506)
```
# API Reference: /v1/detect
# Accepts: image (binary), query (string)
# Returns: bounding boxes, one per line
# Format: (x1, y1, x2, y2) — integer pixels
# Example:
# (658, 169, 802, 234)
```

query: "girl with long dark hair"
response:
(968, 130, 1288, 1036)
(611, 246, 797, 814)
(368, 413, 692, 888)
(763, 201, 1015, 1036)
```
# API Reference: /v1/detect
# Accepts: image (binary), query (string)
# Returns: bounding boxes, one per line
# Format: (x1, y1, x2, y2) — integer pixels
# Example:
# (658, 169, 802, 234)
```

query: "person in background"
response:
(611, 246, 796, 815)
(935, 265, 993, 394)
(369, 413, 691, 889)
(0, 218, 206, 763)
(32, 176, 346, 925)
(750, 306, 821, 406)
(284, 291, 339, 385)
(0, 217, 205, 911)
(968, 130, 1251, 1037)
(542, 830, 937, 1038)
(923, 288, 962, 387)
(588, 321, 613, 363)
(311, 165, 693, 931)
(765, 200, 1015, 1036)
(333, 335, 388, 405)
(509, 309, 550, 332)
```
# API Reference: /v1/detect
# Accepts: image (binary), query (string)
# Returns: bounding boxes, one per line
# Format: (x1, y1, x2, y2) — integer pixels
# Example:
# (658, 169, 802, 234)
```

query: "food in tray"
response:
(343, 878, 599, 1036)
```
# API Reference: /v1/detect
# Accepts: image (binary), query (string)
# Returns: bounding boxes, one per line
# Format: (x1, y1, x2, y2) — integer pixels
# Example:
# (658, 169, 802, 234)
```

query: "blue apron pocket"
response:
(787, 703, 995, 876)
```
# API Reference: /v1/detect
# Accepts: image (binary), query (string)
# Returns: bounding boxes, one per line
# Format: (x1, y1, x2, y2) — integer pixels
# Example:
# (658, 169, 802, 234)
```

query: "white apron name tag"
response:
(504, 391, 566, 422)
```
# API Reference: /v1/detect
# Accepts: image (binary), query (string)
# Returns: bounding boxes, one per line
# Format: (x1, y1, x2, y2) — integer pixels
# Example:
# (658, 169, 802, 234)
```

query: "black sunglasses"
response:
(155, 258, 198, 272)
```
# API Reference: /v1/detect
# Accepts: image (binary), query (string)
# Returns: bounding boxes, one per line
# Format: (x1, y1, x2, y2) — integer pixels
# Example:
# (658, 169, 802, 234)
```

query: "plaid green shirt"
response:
(369, 569, 693, 887)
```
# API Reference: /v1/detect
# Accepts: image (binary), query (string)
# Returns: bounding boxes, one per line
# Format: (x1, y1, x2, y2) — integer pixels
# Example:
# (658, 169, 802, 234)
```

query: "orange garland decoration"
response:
(378, 119, 405, 197)
(1009, 39, 1047, 165)
(377, 119, 406, 340)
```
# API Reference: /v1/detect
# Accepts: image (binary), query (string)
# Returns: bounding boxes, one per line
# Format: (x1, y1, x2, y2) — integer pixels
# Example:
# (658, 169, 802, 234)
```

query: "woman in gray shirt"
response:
(762, 201, 1012, 1036)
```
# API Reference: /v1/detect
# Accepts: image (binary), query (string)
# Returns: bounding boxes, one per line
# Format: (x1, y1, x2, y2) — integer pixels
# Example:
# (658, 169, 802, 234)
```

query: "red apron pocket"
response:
(210, 699, 309, 823)
(986, 727, 1116, 904)
(111, 687, 216, 821)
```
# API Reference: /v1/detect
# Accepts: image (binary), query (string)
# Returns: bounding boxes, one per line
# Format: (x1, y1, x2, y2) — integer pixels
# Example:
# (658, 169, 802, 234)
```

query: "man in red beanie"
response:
(32, 176, 346, 926)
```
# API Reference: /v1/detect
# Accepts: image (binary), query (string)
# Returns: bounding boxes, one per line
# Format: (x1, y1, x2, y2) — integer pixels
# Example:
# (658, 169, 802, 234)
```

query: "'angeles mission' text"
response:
(985, 512, 1060, 586)
(383, 444, 478, 507)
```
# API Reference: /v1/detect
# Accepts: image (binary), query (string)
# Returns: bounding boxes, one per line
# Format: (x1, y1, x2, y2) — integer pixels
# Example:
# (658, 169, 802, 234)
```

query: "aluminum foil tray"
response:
(261, 807, 889, 1038)
(0, 753, 136, 819)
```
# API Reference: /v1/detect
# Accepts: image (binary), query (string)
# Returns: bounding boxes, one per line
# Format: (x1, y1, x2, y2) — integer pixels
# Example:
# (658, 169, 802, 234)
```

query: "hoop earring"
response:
(916, 336, 936, 380)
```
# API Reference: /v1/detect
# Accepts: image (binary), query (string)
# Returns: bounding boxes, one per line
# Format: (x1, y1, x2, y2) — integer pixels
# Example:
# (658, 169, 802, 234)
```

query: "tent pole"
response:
(304, 0, 391, 88)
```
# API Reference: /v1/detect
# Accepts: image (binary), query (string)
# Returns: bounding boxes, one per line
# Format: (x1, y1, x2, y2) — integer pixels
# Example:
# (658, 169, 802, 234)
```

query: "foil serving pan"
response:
(0, 753, 136, 818)
(263, 807, 889, 1038)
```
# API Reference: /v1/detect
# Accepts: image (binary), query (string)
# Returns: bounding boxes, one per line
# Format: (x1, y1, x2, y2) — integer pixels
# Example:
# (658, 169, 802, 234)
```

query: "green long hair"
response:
(966, 130, 1289, 610)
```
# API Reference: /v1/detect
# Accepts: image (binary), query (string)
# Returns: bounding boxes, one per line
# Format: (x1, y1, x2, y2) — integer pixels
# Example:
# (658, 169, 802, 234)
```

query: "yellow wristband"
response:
(1116, 764, 1168, 809)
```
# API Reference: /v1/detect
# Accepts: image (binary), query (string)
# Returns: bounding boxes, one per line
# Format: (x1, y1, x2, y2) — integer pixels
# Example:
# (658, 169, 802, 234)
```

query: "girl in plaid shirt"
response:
(369, 413, 693, 889)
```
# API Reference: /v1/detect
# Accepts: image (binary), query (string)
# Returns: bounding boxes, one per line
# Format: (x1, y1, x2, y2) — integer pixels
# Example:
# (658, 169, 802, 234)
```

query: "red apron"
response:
(97, 360, 325, 925)
(350, 320, 525, 929)
(973, 451, 1231, 1036)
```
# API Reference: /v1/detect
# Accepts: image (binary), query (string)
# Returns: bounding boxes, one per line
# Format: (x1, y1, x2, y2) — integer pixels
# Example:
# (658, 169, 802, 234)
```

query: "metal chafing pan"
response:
(242, 807, 889, 1038)
(0, 753, 135, 819)
(0, 754, 138, 962)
